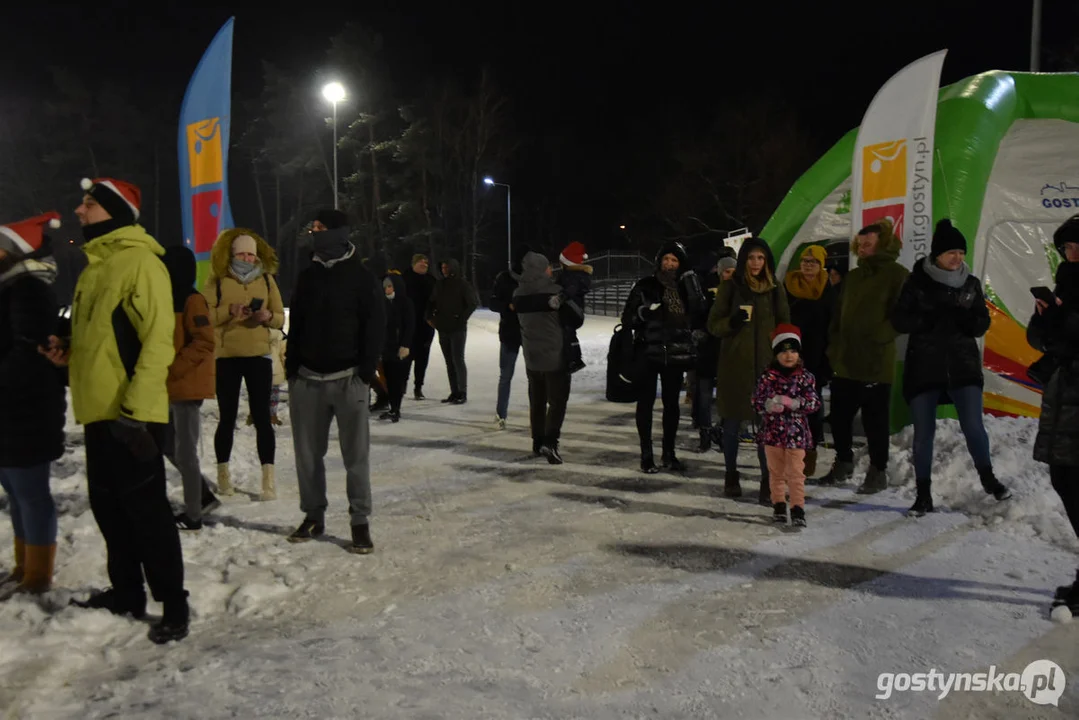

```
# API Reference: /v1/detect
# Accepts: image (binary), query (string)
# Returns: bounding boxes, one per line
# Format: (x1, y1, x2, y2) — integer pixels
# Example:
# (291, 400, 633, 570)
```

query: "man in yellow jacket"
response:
(41, 177, 188, 644)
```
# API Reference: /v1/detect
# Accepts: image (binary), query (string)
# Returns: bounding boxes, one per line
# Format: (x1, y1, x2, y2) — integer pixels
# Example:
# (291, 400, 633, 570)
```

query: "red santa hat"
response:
(0, 212, 61, 256)
(770, 323, 802, 352)
(559, 241, 588, 267)
(80, 177, 141, 224)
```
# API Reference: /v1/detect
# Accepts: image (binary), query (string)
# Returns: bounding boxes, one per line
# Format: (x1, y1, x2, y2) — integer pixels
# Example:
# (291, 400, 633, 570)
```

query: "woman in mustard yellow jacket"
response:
(203, 228, 284, 500)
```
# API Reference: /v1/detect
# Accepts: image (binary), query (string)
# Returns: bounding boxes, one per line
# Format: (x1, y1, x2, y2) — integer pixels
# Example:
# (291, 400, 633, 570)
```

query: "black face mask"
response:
(81, 217, 128, 242)
(311, 226, 351, 261)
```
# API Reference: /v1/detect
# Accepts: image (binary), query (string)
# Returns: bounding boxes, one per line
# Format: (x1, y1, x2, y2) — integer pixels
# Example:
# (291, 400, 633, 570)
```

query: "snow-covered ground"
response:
(1, 309, 1077, 719)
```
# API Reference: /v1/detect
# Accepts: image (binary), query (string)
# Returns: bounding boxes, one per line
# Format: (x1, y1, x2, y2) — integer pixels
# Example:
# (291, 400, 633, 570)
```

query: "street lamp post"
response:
(484, 177, 511, 269)
(322, 82, 347, 209)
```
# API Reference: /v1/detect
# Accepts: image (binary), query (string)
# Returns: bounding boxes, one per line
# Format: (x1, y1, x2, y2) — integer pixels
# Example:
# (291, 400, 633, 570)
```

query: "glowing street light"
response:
(322, 82, 347, 208)
(483, 177, 511, 269)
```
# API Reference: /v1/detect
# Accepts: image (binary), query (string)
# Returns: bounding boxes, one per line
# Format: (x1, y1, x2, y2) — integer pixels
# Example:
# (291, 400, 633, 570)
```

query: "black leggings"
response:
(636, 364, 684, 457)
(215, 356, 274, 465)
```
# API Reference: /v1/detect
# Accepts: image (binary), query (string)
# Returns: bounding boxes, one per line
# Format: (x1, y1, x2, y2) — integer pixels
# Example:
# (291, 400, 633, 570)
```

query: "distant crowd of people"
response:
(1, 170, 1077, 643)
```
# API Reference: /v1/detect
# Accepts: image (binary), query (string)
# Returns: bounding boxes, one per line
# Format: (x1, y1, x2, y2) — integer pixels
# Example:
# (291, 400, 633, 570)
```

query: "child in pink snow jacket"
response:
(751, 323, 821, 527)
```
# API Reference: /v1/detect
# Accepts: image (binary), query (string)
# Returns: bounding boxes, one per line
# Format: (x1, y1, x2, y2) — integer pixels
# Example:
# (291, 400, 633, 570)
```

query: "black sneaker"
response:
(287, 517, 325, 543)
(148, 592, 189, 645)
(175, 513, 203, 531)
(389, 410, 401, 423)
(379, 410, 394, 421)
(414, 388, 426, 400)
(451, 393, 468, 405)
(661, 454, 687, 472)
(724, 469, 742, 498)
(70, 588, 147, 619)
(349, 523, 374, 554)
(441, 393, 458, 404)
(790, 505, 806, 527)
(773, 502, 788, 523)
(540, 444, 564, 465)
(532, 439, 543, 457)
(369, 398, 390, 413)
(201, 492, 220, 515)
(641, 454, 659, 474)
(908, 494, 935, 517)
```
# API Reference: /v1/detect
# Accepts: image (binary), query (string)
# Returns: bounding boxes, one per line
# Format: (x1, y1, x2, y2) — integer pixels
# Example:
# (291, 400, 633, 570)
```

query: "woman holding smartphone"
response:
(204, 229, 285, 501)
(890, 219, 1011, 516)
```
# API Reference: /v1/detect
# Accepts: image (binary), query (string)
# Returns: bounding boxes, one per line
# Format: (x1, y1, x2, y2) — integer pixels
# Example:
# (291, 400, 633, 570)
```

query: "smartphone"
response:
(249, 297, 265, 312)
(1030, 286, 1056, 304)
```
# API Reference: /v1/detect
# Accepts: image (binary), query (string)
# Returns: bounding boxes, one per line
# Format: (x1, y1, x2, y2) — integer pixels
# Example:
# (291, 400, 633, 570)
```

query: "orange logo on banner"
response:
(861, 139, 907, 203)
(186, 118, 224, 188)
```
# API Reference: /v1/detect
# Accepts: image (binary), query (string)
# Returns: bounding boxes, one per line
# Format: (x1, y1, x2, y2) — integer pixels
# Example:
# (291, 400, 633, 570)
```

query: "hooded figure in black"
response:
(403, 254, 437, 399)
(622, 240, 706, 473)
(690, 248, 722, 451)
(488, 259, 522, 425)
(426, 259, 478, 404)
(378, 272, 415, 422)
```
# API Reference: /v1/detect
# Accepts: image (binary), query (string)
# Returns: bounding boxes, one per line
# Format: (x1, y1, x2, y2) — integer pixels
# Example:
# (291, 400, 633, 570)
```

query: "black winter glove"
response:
(358, 370, 377, 387)
(110, 416, 159, 462)
(730, 308, 750, 328)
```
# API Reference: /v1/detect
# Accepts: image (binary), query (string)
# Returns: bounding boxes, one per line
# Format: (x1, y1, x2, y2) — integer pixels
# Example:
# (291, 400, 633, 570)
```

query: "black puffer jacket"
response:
(382, 273, 415, 361)
(621, 242, 705, 370)
(488, 269, 521, 348)
(0, 245, 66, 467)
(891, 260, 990, 402)
(1030, 263, 1079, 466)
(427, 259, 478, 334)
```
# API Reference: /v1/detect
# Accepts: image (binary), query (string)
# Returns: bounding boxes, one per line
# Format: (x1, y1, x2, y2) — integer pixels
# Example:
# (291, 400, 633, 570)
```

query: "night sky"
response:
(6, 1, 1075, 247)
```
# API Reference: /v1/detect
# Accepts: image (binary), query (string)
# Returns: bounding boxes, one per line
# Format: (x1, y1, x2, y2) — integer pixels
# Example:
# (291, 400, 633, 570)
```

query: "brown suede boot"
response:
(17, 544, 55, 594)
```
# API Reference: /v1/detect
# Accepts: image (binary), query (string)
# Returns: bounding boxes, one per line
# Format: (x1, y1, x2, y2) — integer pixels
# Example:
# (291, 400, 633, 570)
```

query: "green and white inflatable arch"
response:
(761, 70, 1079, 419)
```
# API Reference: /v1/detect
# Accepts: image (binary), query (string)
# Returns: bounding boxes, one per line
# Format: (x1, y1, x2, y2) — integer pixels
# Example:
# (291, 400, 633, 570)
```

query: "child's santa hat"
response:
(770, 323, 801, 354)
(559, 241, 588, 267)
(80, 177, 141, 224)
(0, 212, 62, 257)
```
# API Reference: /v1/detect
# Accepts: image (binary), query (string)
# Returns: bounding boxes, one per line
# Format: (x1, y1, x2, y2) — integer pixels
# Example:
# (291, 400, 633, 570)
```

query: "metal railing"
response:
(571, 252, 652, 318)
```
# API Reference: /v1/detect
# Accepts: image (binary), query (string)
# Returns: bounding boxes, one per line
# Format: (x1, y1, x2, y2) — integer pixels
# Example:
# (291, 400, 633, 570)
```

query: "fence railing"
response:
(568, 252, 652, 318)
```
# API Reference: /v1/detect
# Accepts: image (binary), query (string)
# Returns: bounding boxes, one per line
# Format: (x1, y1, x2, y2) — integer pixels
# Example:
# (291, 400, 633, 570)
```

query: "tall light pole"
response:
(322, 82, 346, 209)
(1031, 0, 1043, 71)
(484, 177, 511, 269)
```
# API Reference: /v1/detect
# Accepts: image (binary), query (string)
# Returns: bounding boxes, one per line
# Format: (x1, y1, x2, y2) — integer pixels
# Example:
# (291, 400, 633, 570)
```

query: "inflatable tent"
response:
(761, 71, 1079, 419)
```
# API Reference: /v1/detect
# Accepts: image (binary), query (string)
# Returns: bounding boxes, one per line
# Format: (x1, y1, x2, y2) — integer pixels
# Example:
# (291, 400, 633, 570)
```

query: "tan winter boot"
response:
(17, 544, 55, 594)
(260, 465, 277, 501)
(217, 463, 234, 496)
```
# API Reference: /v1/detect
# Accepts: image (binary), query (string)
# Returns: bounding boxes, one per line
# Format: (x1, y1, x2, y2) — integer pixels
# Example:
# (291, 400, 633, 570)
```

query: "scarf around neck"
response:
(230, 258, 264, 285)
(656, 269, 685, 319)
(922, 255, 970, 289)
(784, 269, 827, 300)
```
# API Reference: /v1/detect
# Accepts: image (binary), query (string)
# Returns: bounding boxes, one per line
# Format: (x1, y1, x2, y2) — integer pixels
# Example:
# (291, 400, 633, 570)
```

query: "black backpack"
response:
(605, 323, 638, 403)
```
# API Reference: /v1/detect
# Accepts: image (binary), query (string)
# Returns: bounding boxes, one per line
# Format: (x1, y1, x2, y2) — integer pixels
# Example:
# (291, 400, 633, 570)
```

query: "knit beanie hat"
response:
(771, 323, 802, 354)
(316, 209, 348, 230)
(1054, 215, 1079, 255)
(230, 234, 258, 257)
(0, 212, 61, 257)
(80, 177, 141, 225)
(560, 241, 588, 266)
(717, 256, 737, 273)
(931, 219, 967, 259)
(800, 244, 827, 266)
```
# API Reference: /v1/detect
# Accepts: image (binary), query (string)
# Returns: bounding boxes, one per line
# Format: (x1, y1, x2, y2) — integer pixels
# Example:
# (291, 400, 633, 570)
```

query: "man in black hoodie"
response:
(426, 259, 478, 404)
(488, 262, 521, 428)
(285, 209, 386, 553)
(403, 254, 437, 399)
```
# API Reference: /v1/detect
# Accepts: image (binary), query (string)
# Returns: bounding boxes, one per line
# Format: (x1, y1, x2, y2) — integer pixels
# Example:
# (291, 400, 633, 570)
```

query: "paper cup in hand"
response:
(739, 304, 754, 321)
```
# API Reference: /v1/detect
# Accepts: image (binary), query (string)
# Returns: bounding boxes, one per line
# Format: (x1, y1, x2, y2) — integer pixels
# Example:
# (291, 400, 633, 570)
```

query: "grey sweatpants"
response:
(289, 375, 372, 525)
(165, 401, 211, 521)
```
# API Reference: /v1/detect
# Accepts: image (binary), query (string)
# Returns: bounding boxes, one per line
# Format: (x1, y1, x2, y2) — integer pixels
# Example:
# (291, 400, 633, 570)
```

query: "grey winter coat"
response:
(514, 252, 583, 373)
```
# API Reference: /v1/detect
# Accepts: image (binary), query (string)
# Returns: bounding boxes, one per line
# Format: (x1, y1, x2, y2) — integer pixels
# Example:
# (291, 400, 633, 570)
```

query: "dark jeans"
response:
(636, 364, 683, 457)
(439, 329, 468, 395)
(830, 377, 891, 470)
(527, 369, 571, 445)
(383, 358, 409, 413)
(721, 417, 768, 476)
(693, 375, 715, 429)
(409, 326, 435, 391)
(215, 356, 275, 465)
(1050, 465, 1079, 539)
(909, 385, 992, 479)
(497, 343, 520, 420)
(85, 421, 185, 604)
(0, 464, 55, 546)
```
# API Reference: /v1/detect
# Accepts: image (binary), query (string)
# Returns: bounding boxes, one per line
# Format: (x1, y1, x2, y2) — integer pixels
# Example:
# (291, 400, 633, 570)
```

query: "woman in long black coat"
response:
(891, 220, 1010, 516)
(622, 241, 705, 474)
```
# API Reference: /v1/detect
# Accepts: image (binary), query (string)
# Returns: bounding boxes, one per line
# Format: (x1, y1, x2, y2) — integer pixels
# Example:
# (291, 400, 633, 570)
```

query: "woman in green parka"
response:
(708, 237, 790, 503)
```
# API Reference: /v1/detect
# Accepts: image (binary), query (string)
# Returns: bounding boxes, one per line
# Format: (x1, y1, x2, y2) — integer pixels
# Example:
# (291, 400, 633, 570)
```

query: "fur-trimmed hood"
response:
(209, 228, 279, 279)
(850, 217, 902, 261)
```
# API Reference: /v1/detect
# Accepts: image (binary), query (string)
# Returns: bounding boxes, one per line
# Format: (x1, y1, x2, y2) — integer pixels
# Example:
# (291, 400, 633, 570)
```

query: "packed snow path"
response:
(1, 311, 1077, 718)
